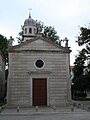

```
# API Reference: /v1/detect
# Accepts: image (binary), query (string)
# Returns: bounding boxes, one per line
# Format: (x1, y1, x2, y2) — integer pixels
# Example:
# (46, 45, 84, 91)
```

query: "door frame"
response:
(29, 72, 50, 106)
(32, 78, 47, 106)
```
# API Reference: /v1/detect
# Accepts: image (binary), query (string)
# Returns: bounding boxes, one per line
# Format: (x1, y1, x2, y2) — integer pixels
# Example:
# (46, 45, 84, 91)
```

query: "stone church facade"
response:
(7, 14, 71, 107)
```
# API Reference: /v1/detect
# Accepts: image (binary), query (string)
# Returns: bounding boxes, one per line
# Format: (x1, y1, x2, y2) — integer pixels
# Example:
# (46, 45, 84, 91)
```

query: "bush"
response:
(74, 92, 87, 97)
(73, 97, 90, 101)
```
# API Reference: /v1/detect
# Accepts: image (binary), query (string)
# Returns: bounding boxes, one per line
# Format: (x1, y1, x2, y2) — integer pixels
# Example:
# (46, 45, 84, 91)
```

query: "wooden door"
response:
(33, 78, 47, 106)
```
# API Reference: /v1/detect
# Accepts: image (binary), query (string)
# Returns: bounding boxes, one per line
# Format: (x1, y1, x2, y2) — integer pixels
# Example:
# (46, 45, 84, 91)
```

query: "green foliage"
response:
(77, 27, 90, 58)
(77, 27, 90, 45)
(36, 21, 59, 42)
(73, 49, 87, 78)
(72, 26, 90, 94)
(76, 25, 90, 77)
(16, 26, 24, 44)
(17, 22, 59, 44)
(36, 20, 44, 33)
(73, 75, 90, 91)
(72, 49, 88, 93)
(43, 26, 59, 43)
(0, 34, 8, 58)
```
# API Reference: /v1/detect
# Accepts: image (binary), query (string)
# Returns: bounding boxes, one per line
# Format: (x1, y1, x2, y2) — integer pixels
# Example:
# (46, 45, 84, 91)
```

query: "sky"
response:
(0, 0, 90, 65)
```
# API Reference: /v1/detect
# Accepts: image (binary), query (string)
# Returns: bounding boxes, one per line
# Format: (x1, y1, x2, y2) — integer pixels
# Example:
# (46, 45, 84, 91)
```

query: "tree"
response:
(73, 49, 87, 79)
(0, 34, 8, 98)
(77, 27, 90, 58)
(72, 26, 90, 96)
(72, 49, 87, 95)
(73, 74, 90, 92)
(16, 26, 24, 44)
(77, 26, 90, 73)
(42, 26, 59, 43)
(37, 21, 60, 43)
(0, 34, 8, 58)
(17, 21, 59, 44)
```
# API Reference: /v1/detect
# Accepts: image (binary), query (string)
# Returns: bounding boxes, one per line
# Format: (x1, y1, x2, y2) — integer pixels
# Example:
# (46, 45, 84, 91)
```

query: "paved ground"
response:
(0, 113, 90, 120)
(0, 107, 90, 120)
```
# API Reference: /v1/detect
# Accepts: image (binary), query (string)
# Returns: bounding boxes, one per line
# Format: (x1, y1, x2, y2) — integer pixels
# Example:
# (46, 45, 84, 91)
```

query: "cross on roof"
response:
(29, 8, 32, 18)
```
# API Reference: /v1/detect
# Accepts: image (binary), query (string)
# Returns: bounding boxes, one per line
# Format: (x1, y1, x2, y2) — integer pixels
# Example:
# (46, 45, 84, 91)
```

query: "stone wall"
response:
(7, 50, 71, 107)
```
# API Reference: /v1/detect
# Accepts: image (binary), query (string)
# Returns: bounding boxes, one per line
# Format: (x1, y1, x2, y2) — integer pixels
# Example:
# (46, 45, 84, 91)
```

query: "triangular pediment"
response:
(9, 37, 70, 53)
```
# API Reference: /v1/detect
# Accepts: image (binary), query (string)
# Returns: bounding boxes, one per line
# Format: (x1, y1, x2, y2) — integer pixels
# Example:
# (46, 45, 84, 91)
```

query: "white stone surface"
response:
(7, 37, 71, 107)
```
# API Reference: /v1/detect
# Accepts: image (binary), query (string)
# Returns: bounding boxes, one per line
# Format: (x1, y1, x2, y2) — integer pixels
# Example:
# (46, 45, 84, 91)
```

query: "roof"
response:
(24, 15, 36, 26)
(8, 36, 71, 53)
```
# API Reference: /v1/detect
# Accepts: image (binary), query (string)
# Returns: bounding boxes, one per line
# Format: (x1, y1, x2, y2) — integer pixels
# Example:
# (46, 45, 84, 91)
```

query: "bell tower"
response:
(23, 11, 37, 41)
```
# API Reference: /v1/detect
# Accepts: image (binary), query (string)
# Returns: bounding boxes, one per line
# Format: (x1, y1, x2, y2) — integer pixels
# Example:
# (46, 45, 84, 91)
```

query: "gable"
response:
(16, 39, 61, 51)
(9, 37, 70, 53)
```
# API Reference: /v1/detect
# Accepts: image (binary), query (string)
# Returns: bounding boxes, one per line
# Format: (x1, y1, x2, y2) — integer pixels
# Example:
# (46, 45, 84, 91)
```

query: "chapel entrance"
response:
(32, 78, 47, 106)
